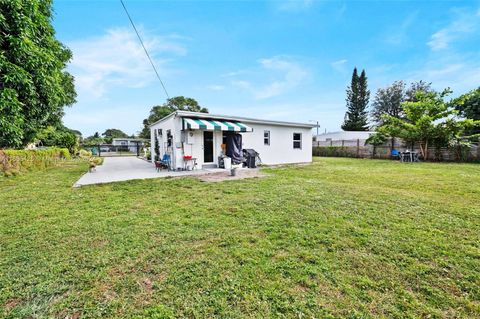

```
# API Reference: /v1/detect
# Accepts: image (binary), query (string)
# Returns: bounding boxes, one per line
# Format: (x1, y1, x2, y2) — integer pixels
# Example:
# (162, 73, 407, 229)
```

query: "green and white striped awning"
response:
(183, 118, 253, 132)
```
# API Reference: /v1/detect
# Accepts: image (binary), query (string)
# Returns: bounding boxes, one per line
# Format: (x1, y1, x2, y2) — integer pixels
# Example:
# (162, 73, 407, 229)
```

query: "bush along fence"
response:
(0, 148, 71, 176)
(313, 139, 480, 162)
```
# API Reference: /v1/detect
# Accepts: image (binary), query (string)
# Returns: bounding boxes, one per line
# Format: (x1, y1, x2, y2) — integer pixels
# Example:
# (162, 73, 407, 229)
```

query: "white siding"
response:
(150, 116, 176, 162)
(241, 123, 312, 165)
(150, 114, 313, 168)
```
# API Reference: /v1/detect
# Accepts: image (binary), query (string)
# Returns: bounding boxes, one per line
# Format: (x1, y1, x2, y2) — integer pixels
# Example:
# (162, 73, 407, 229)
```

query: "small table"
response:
(183, 157, 197, 170)
(401, 151, 419, 163)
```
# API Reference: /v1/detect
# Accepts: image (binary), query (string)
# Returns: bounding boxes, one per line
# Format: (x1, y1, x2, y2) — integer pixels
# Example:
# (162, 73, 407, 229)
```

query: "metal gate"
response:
(84, 144, 144, 157)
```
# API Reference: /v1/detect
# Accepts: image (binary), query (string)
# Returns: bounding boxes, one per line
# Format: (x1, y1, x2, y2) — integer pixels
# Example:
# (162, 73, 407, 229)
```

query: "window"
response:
(157, 129, 163, 137)
(166, 130, 172, 147)
(264, 130, 270, 145)
(293, 133, 302, 149)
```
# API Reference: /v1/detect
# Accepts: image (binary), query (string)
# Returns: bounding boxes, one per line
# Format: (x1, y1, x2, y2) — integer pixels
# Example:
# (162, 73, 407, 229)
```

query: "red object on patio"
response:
(184, 155, 192, 160)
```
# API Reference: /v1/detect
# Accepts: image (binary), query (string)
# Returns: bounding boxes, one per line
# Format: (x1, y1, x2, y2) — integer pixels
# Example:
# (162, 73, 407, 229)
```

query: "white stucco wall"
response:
(240, 123, 312, 165)
(150, 115, 176, 162)
(150, 114, 313, 168)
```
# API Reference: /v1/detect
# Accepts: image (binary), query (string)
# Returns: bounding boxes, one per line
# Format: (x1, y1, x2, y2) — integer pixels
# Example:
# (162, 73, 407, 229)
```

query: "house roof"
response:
(316, 131, 375, 136)
(149, 111, 316, 129)
(112, 138, 147, 141)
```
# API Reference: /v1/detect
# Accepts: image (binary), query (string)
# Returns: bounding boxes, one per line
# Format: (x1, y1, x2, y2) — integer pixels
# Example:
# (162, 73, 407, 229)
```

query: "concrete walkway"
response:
(73, 157, 220, 187)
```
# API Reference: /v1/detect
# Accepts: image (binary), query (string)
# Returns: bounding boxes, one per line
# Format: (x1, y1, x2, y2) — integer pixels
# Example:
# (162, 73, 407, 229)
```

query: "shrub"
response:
(313, 146, 356, 157)
(37, 126, 79, 154)
(0, 148, 70, 176)
(79, 149, 92, 159)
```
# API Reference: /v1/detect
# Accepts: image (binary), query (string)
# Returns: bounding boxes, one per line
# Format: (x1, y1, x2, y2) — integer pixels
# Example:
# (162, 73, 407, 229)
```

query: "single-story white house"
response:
(112, 138, 147, 153)
(149, 111, 315, 170)
(315, 131, 375, 142)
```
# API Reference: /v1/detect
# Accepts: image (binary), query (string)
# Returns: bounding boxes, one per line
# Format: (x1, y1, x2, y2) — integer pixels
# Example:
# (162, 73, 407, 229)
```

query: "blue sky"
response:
(53, 0, 480, 136)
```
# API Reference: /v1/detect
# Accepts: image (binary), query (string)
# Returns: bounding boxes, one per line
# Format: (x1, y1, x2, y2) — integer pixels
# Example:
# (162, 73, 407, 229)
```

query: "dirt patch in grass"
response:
(196, 168, 268, 182)
(4, 298, 21, 311)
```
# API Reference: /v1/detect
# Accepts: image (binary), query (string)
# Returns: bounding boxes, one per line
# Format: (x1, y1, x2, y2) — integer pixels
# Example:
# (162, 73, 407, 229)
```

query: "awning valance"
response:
(183, 118, 253, 132)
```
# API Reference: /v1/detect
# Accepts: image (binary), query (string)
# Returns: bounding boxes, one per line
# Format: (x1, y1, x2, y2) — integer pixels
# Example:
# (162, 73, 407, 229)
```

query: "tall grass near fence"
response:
(0, 148, 71, 176)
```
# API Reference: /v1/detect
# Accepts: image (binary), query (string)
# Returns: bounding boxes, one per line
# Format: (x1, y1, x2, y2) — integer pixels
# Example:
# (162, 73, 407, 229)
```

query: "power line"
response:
(120, 0, 170, 99)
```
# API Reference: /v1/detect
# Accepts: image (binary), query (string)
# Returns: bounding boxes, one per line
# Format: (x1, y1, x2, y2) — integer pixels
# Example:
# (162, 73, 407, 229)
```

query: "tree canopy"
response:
(378, 89, 479, 160)
(102, 129, 129, 144)
(405, 80, 433, 102)
(140, 96, 208, 138)
(451, 87, 480, 134)
(36, 124, 79, 154)
(83, 132, 104, 146)
(371, 80, 435, 127)
(0, 0, 76, 148)
(371, 81, 406, 126)
(342, 68, 370, 131)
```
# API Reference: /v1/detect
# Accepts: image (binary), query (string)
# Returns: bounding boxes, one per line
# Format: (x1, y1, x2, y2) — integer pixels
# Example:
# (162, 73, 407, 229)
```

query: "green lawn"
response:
(1, 158, 479, 318)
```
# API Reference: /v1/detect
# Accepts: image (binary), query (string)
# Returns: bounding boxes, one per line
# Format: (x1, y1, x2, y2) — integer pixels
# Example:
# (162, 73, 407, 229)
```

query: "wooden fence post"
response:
(356, 139, 360, 158)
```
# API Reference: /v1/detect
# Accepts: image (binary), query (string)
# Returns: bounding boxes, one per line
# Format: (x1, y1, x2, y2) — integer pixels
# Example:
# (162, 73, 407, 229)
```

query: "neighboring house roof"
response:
(149, 111, 316, 129)
(315, 131, 375, 141)
(112, 138, 147, 142)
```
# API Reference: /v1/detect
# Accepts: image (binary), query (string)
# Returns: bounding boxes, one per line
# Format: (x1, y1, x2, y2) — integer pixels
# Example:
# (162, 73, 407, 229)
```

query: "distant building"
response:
(315, 131, 375, 142)
(112, 138, 147, 153)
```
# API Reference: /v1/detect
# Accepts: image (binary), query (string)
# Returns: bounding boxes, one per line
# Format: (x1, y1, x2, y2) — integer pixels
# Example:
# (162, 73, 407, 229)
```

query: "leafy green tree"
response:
(378, 89, 479, 160)
(36, 125, 79, 154)
(451, 87, 480, 134)
(102, 129, 128, 144)
(342, 68, 370, 131)
(83, 134, 104, 146)
(365, 133, 387, 158)
(0, 0, 76, 148)
(405, 80, 433, 102)
(372, 81, 406, 126)
(372, 80, 435, 127)
(140, 96, 208, 138)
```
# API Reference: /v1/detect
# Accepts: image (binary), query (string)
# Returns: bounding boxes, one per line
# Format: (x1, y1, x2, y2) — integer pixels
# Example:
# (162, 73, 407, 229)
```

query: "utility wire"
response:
(120, 0, 170, 99)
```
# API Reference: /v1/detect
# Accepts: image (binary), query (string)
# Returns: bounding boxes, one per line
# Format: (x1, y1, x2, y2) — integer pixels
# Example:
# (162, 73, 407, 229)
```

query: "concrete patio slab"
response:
(73, 157, 223, 187)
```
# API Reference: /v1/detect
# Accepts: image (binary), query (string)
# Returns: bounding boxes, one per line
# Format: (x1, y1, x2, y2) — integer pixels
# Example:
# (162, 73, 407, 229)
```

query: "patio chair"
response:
(154, 154, 171, 172)
(391, 149, 400, 160)
(160, 154, 171, 171)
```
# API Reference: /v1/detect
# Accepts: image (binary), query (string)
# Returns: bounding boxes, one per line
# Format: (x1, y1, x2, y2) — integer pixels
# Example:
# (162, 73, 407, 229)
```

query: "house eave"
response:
(149, 111, 316, 129)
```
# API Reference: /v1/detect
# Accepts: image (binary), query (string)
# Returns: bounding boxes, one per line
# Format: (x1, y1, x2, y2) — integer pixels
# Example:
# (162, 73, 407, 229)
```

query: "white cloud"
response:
(331, 59, 348, 73)
(385, 11, 418, 45)
(410, 59, 480, 95)
(231, 80, 253, 90)
(206, 84, 225, 91)
(228, 57, 308, 99)
(427, 8, 480, 50)
(68, 27, 186, 99)
(253, 57, 308, 99)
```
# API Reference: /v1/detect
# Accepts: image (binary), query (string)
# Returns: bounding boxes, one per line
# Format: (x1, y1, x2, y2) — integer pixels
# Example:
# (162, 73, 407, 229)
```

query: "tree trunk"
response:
(424, 140, 428, 160)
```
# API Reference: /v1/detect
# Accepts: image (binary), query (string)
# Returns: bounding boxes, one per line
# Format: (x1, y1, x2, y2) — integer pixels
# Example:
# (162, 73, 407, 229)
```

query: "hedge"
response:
(313, 146, 358, 158)
(0, 148, 71, 176)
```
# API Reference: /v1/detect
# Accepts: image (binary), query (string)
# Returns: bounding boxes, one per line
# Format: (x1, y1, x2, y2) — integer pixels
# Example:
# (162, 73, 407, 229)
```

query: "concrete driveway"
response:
(73, 157, 212, 187)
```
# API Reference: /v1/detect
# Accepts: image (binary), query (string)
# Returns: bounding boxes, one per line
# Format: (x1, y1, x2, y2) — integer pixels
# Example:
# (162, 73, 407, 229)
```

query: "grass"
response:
(0, 157, 479, 318)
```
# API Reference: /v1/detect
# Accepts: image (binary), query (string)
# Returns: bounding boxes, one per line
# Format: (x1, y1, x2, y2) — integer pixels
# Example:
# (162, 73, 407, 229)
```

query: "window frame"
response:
(263, 130, 270, 146)
(293, 132, 302, 149)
